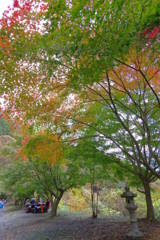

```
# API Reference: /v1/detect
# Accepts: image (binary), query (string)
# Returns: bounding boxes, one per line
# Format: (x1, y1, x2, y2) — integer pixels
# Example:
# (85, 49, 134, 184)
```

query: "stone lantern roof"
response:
(121, 185, 137, 198)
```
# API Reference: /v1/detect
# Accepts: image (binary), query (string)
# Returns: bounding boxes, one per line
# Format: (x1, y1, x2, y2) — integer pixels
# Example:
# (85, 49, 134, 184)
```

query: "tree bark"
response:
(142, 179, 155, 221)
(91, 183, 95, 218)
(21, 196, 26, 208)
(15, 199, 19, 205)
(50, 191, 64, 217)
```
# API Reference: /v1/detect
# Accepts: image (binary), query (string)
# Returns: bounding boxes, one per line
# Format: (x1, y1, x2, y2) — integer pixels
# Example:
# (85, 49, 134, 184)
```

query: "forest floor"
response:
(1, 204, 160, 240)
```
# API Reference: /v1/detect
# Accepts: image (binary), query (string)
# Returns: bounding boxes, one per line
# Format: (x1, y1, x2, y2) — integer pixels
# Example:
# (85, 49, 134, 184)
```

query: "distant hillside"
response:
(0, 135, 15, 147)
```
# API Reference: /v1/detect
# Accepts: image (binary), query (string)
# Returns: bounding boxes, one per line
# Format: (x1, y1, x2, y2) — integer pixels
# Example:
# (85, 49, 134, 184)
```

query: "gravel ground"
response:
(2, 205, 160, 240)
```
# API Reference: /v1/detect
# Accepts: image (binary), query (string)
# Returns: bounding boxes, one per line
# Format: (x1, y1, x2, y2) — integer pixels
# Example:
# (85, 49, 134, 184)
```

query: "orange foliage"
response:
(108, 49, 160, 94)
(23, 132, 64, 165)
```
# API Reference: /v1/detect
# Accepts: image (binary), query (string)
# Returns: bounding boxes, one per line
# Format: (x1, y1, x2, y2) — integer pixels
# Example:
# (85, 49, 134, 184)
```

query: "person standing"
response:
(25, 199, 29, 207)
(0, 199, 6, 209)
(45, 199, 50, 212)
(30, 197, 35, 205)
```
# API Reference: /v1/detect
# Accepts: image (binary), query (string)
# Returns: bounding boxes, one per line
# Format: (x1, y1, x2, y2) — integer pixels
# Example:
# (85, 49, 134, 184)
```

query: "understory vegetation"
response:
(58, 184, 160, 219)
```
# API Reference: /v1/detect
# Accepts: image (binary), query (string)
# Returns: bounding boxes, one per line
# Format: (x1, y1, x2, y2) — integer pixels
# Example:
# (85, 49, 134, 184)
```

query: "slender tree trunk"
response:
(96, 191, 99, 215)
(91, 169, 97, 218)
(15, 199, 19, 205)
(21, 196, 26, 208)
(142, 179, 155, 221)
(50, 192, 64, 217)
(91, 183, 97, 218)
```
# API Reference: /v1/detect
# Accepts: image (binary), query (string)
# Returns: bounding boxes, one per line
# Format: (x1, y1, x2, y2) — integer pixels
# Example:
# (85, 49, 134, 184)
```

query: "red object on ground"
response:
(40, 205, 43, 213)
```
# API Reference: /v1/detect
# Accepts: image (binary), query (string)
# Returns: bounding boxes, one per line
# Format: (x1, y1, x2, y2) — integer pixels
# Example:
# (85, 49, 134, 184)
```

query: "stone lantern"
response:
(121, 185, 144, 238)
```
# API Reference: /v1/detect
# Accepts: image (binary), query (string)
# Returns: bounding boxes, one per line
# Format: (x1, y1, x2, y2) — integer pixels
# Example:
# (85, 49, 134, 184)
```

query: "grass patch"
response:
(6, 204, 22, 212)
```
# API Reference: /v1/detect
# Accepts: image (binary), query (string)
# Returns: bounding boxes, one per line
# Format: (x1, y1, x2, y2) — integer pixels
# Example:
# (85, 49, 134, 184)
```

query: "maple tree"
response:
(20, 132, 87, 216)
(72, 47, 160, 220)
(43, 0, 160, 221)
(0, 129, 87, 215)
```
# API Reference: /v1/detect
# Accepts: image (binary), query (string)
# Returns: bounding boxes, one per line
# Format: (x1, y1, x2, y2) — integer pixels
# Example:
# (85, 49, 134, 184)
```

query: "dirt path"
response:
(2, 205, 160, 240)
(0, 208, 5, 240)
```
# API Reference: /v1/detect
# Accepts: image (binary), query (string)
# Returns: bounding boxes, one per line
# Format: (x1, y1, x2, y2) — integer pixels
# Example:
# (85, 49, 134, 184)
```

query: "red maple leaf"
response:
(24, 2, 31, 12)
(13, 0, 20, 8)
(142, 29, 148, 35)
(149, 26, 159, 39)
(14, 11, 19, 19)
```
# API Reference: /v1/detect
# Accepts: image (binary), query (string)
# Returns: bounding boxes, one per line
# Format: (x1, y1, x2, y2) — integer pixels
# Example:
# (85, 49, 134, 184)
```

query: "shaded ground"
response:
(0, 208, 5, 240)
(2, 205, 160, 240)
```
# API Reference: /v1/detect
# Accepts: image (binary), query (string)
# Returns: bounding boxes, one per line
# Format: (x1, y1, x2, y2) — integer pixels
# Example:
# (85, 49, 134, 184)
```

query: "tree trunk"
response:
(142, 179, 155, 221)
(15, 199, 19, 205)
(50, 192, 64, 217)
(91, 183, 95, 218)
(91, 183, 97, 218)
(21, 196, 26, 208)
